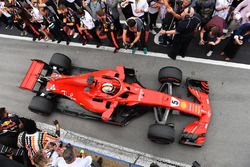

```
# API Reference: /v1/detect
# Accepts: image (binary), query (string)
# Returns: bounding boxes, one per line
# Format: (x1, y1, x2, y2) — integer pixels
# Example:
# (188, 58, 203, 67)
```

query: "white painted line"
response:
(1, 33, 250, 70)
(37, 122, 191, 167)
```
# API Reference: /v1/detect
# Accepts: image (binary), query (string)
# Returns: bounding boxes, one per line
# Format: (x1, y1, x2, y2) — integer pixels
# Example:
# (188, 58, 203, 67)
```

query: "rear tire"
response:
(158, 66, 182, 86)
(148, 124, 175, 144)
(49, 53, 71, 74)
(29, 96, 54, 115)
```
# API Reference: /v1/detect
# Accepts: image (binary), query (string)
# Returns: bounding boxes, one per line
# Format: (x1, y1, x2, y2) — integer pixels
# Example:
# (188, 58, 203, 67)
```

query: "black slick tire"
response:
(49, 53, 71, 74)
(29, 96, 54, 115)
(158, 66, 182, 86)
(148, 124, 175, 144)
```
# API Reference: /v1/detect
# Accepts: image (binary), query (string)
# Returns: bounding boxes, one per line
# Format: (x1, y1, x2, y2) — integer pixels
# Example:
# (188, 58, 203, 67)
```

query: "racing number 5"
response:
(170, 97, 180, 107)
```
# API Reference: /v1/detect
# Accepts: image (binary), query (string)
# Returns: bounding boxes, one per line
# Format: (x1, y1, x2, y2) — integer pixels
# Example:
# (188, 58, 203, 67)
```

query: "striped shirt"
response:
(18, 131, 59, 157)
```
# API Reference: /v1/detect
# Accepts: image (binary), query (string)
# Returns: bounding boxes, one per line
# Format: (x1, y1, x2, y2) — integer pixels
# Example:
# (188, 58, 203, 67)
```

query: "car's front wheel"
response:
(158, 66, 182, 86)
(29, 96, 54, 115)
(148, 124, 175, 144)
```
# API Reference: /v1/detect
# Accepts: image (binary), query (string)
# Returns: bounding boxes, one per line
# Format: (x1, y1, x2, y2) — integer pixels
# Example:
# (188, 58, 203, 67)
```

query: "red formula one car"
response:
(20, 53, 212, 146)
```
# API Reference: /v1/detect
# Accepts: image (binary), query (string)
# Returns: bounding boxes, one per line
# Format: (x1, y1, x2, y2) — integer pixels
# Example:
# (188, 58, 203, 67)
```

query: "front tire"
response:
(158, 66, 182, 86)
(49, 53, 71, 74)
(148, 124, 175, 144)
(29, 96, 54, 115)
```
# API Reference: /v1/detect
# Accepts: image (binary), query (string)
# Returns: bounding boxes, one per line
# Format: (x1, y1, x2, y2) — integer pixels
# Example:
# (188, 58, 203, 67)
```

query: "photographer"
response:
(160, 7, 201, 59)
(157, 0, 191, 45)
(199, 15, 225, 57)
(220, 23, 250, 60)
(122, 17, 148, 54)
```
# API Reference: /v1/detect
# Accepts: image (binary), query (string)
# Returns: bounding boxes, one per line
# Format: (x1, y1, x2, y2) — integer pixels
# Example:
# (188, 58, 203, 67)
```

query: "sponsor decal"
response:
(194, 105, 198, 112)
(61, 90, 76, 100)
(180, 102, 187, 109)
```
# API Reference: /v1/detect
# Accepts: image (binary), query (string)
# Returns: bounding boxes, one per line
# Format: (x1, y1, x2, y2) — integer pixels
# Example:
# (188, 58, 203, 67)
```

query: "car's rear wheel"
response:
(148, 124, 175, 144)
(49, 53, 71, 74)
(158, 66, 182, 86)
(29, 96, 54, 115)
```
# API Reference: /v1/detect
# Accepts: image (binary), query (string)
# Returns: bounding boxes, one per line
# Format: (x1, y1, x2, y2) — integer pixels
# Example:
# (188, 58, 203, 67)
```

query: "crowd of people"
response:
(0, 0, 249, 59)
(0, 107, 103, 167)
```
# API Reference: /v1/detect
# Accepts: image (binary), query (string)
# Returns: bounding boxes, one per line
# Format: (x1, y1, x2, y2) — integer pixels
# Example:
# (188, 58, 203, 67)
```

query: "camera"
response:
(123, 42, 130, 49)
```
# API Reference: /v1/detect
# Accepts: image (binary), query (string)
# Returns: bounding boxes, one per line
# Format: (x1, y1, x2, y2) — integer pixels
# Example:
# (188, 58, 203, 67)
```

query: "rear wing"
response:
(20, 60, 46, 91)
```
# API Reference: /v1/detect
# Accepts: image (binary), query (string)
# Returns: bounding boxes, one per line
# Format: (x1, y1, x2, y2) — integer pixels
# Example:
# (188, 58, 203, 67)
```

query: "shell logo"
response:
(180, 102, 187, 109)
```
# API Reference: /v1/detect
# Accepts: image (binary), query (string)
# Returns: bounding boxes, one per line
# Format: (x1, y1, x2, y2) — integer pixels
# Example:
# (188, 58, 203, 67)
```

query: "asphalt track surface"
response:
(0, 30, 250, 166)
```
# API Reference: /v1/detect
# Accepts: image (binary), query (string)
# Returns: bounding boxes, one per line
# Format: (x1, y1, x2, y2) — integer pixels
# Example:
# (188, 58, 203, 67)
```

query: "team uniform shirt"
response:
(55, 156, 92, 167)
(0, 114, 20, 134)
(99, 14, 115, 31)
(63, 8, 79, 27)
(131, 0, 149, 17)
(124, 17, 144, 32)
(79, 10, 95, 30)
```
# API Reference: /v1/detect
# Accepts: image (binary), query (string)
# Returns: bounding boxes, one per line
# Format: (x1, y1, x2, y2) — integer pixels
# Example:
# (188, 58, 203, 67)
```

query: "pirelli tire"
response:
(49, 53, 72, 74)
(158, 66, 182, 86)
(28, 96, 54, 115)
(148, 124, 175, 144)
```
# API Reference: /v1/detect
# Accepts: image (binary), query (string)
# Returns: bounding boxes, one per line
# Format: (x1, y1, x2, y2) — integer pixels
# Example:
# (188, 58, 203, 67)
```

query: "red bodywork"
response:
(20, 60, 212, 146)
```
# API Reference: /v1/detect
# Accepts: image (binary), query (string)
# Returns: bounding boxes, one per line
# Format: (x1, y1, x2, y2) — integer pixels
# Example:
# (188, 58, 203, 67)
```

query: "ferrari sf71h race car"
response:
(20, 53, 212, 147)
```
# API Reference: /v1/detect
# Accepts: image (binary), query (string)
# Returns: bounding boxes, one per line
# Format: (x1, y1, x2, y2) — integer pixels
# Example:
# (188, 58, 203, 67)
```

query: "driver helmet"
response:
(102, 83, 115, 94)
